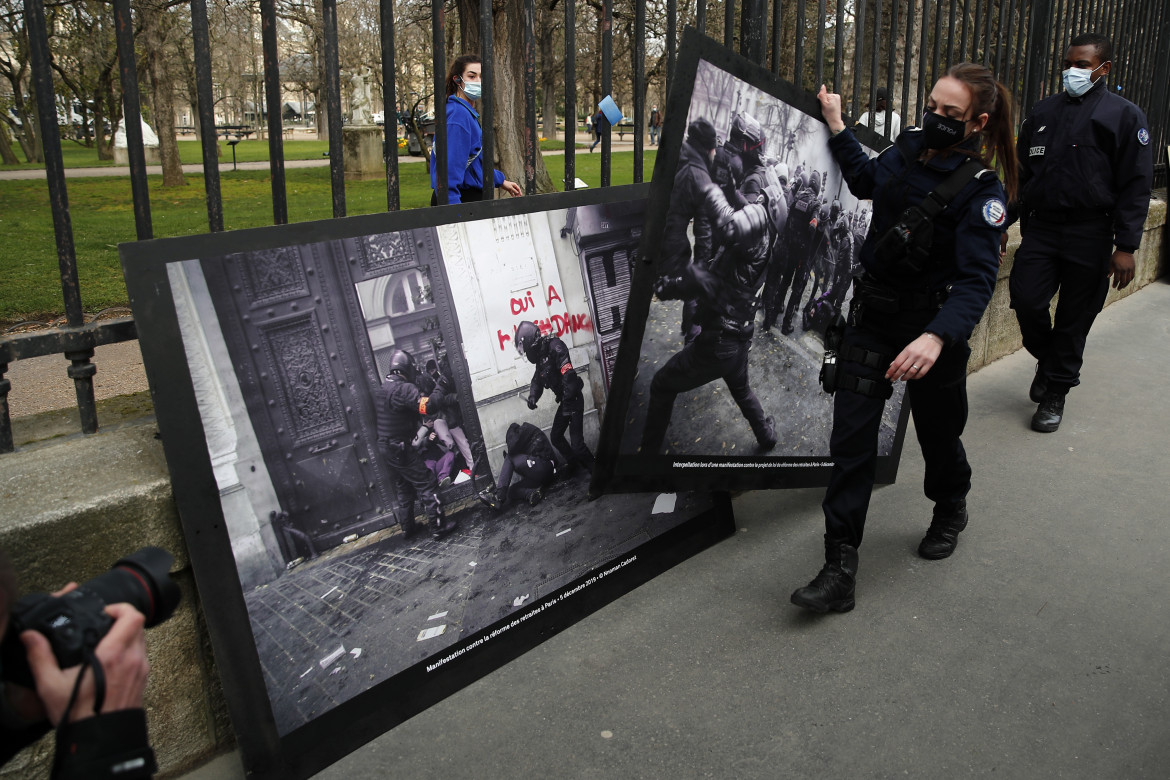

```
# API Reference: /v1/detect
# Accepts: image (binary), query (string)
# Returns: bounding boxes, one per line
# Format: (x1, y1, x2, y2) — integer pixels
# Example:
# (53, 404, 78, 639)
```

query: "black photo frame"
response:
(120, 184, 733, 779)
(592, 29, 909, 495)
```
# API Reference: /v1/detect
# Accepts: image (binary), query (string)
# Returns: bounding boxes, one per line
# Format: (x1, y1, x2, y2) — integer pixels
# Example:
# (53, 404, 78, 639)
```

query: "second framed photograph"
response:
(594, 29, 909, 494)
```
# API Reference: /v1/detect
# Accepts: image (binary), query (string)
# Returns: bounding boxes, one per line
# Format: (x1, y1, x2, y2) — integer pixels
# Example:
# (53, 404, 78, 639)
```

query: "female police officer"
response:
(790, 64, 1018, 613)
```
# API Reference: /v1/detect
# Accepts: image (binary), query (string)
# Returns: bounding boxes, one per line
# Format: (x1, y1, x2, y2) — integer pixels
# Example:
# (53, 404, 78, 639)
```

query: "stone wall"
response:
(0, 195, 1163, 778)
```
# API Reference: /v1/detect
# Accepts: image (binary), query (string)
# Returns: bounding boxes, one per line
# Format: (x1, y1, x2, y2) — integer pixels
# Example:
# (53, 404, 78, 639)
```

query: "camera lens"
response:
(82, 547, 181, 627)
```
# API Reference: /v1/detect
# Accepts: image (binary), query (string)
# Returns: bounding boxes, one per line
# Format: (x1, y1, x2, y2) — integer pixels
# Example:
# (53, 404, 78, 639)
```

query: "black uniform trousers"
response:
(640, 326, 769, 453)
(497, 453, 556, 501)
(379, 440, 442, 526)
(1008, 216, 1114, 395)
(823, 316, 972, 549)
(551, 394, 595, 471)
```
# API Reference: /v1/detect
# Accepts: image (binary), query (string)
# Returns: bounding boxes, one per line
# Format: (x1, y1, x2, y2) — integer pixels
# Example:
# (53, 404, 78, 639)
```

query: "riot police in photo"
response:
(373, 349, 458, 540)
(514, 321, 595, 474)
(762, 167, 824, 334)
(640, 112, 787, 455)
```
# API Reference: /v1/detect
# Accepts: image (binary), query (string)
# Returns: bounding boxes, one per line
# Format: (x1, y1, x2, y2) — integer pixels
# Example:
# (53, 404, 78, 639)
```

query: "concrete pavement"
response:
(182, 279, 1170, 778)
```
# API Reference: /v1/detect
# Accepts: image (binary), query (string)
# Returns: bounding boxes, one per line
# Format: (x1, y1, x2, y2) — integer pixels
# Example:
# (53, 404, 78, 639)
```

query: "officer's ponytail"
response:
(946, 62, 1019, 203)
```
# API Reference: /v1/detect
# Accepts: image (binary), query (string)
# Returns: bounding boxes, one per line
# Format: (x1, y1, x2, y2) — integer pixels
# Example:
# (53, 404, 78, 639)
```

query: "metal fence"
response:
(2, 0, 1167, 453)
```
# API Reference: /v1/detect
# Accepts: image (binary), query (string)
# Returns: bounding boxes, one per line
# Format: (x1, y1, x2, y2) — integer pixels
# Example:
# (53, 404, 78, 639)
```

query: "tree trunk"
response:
(0, 121, 20, 165)
(493, 0, 555, 193)
(142, 3, 186, 187)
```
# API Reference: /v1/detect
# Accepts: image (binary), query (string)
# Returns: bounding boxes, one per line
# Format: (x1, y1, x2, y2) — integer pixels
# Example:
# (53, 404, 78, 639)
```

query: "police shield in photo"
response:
(1007, 33, 1154, 433)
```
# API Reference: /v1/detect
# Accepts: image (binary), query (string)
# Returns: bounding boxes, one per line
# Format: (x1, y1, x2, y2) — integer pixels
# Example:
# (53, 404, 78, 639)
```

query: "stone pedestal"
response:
(343, 124, 385, 180)
(113, 145, 161, 165)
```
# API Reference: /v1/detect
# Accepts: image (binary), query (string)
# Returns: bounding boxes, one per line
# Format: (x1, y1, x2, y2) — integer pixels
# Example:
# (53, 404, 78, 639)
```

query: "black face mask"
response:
(921, 111, 968, 149)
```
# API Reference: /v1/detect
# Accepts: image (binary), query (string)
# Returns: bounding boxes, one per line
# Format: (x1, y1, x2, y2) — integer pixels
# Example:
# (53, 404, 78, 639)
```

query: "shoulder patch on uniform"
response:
(1137, 128, 1150, 145)
(981, 198, 1007, 228)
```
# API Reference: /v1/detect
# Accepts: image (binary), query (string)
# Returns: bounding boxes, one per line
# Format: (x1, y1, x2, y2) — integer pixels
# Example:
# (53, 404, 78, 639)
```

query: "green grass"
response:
(1, 138, 375, 170)
(0, 149, 656, 323)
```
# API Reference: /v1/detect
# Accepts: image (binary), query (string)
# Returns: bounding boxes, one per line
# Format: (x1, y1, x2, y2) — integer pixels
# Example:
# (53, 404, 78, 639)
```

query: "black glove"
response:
(526, 396, 538, 410)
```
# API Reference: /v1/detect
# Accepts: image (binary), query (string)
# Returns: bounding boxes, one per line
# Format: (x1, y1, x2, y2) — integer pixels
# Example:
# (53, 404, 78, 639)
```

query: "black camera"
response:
(0, 547, 181, 689)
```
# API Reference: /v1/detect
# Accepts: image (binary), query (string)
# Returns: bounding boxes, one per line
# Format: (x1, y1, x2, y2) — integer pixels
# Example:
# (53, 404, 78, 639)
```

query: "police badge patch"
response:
(982, 198, 1007, 227)
(1137, 128, 1150, 145)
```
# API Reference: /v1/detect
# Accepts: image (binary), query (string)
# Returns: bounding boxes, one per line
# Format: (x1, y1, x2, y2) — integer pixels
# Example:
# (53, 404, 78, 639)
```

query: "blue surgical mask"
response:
(1062, 63, 1104, 97)
(461, 80, 482, 101)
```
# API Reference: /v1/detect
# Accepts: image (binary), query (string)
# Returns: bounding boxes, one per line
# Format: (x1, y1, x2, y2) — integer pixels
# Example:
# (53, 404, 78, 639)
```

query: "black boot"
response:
(1031, 392, 1065, 433)
(755, 415, 777, 453)
(790, 539, 858, 613)
(1029, 363, 1048, 403)
(432, 514, 458, 539)
(918, 500, 968, 560)
(477, 488, 505, 512)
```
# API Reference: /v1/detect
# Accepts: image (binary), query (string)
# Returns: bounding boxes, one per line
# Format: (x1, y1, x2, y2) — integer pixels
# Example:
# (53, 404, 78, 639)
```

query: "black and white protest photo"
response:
(595, 37, 910, 494)
(123, 186, 731, 765)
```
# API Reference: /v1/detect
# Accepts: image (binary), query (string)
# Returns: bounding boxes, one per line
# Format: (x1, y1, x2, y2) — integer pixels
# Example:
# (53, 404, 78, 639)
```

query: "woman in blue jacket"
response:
(430, 55, 522, 205)
(790, 63, 1018, 614)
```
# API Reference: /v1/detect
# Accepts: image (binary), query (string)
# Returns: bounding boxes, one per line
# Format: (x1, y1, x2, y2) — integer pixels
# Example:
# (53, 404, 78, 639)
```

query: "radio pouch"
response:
(873, 156, 990, 275)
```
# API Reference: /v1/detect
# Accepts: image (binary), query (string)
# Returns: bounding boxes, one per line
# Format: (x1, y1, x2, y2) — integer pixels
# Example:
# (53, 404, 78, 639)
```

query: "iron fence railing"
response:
(2, 0, 1167, 453)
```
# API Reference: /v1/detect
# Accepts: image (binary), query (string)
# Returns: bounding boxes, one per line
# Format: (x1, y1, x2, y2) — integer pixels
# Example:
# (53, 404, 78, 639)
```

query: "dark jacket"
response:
(828, 126, 1006, 344)
(526, 335, 582, 405)
(374, 375, 448, 445)
(662, 140, 716, 275)
(505, 422, 555, 463)
(1010, 79, 1153, 252)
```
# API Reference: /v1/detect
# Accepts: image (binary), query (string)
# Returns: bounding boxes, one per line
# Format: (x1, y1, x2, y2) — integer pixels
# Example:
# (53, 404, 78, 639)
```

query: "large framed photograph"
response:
(592, 29, 909, 494)
(120, 186, 732, 779)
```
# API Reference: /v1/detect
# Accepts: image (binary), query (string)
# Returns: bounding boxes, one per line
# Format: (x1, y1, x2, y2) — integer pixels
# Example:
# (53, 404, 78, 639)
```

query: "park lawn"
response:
(2, 137, 587, 171)
(0, 149, 655, 323)
(1, 138, 368, 170)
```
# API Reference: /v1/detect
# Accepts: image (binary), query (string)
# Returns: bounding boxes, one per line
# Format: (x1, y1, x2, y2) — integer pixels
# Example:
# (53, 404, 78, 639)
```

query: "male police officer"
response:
(1008, 32, 1153, 433)
(514, 321, 595, 474)
(642, 113, 785, 454)
(373, 349, 457, 539)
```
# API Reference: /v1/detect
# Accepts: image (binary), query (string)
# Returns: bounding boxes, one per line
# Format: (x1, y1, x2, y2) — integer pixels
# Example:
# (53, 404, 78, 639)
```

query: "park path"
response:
(0, 131, 645, 180)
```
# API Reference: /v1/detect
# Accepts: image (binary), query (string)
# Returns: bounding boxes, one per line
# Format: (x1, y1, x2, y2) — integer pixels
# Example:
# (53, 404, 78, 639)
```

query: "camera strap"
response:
(63, 636, 106, 719)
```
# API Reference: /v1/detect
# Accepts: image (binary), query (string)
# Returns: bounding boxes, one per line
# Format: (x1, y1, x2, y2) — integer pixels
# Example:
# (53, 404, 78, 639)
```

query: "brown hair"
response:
(944, 62, 1019, 203)
(445, 54, 481, 99)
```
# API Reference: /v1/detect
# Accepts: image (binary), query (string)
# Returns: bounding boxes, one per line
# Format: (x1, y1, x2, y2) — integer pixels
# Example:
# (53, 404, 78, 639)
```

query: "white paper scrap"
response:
(417, 625, 447, 641)
(319, 645, 346, 668)
(350, 648, 362, 659)
(469, 561, 477, 567)
(428, 611, 449, 621)
(512, 594, 530, 607)
(651, 493, 678, 514)
(556, 528, 572, 537)
(300, 667, 314, 679)
(321, 586, 338, 600)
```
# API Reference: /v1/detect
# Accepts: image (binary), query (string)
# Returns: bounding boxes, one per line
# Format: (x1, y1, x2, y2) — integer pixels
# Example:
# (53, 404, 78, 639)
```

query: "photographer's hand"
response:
(21, 603, 149, 726)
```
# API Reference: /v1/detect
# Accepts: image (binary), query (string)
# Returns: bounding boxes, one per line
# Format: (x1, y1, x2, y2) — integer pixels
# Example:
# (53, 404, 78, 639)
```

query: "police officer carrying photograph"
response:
(791, 63, 1017, 613)
(1007, 33, 1154, 434)
(641, 113, 785, 455)
(373, 349, 458, 540)
(514, 321, 595, 474)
